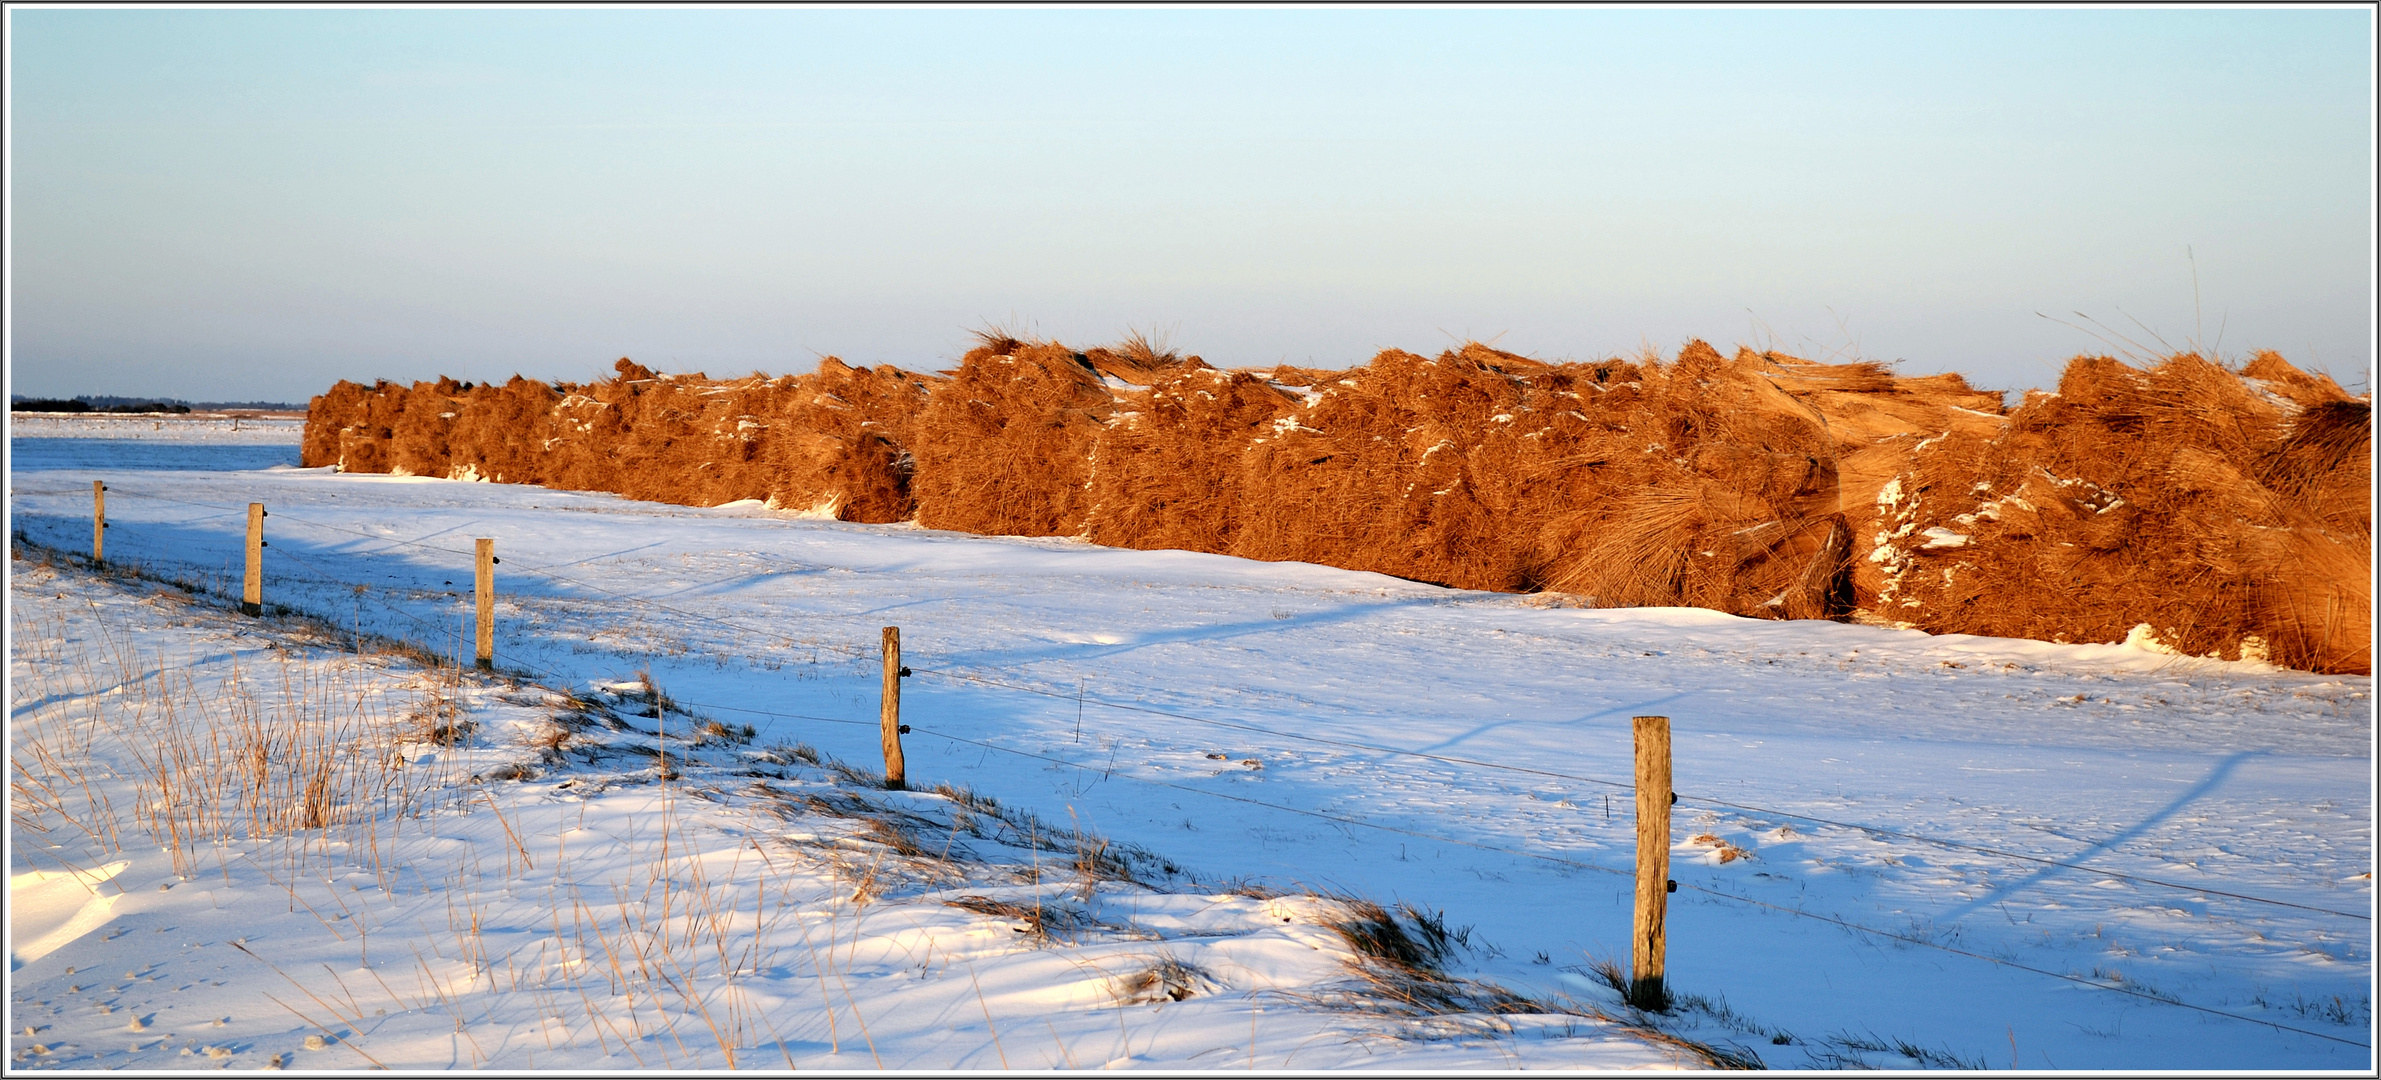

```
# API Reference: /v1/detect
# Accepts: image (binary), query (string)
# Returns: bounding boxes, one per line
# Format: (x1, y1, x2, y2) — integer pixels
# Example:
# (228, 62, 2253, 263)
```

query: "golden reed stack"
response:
(302, 335, 2370, 675)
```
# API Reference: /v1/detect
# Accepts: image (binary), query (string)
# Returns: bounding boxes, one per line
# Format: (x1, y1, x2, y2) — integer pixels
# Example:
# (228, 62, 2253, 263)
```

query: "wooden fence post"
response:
(92, 481, 106, 563)
(1631, 714, 1674, 1010)
(880, 626, 907, 790)
(242, 503, 266, 616)
(475, 539, 496, 671)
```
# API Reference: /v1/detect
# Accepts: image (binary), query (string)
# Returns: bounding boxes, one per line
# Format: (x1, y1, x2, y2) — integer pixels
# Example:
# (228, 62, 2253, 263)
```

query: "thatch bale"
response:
(759, 358, 937, 522)
(1748, 351, 2008, 608)
(622, 371, 805, 507)
(1229, 345, 1537, 590)
(297, 337, 2365, 674)
(1871, 351, 2370, 673)
(910, 338, 1121, 537)
(1528, 342, 1852, 617)
(299, 384, 350, 468)
(1086, 363, 1298, 552)
(302, 379, 410, 473)
(1218, 340, 1862, 611)
(443, 375, 563, 484)
(532, 359, 802, 507)
(536, 359, 696, 501)
(387, 376, 472, 478)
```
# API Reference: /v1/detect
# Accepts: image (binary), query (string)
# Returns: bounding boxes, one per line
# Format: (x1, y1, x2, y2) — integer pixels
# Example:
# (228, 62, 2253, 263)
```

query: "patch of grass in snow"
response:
(751, 740, 822, 767)
(12, 555, 829, 1067)
(917, 779, 1188, 887)
(1578, 955, 1978, 1070)
(10, 591, 460, 884)
(1577, 948, 1979, 1070)
(1105, 953, 1217, 1006)
(1803, 1029, 1987, 1070)
(1284, 903, 1756, 1068)
(942, 894, 1098, 942)
(2247, 989, 2374, 1027)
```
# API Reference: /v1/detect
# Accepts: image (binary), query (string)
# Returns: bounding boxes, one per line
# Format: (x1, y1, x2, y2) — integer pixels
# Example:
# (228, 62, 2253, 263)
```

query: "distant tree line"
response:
(11, 398, 190, 414)
(10, 394, 304, 413)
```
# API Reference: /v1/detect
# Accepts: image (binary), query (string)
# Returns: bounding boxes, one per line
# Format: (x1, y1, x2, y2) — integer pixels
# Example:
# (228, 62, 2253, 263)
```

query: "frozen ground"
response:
(8, 417, 2374, 1070)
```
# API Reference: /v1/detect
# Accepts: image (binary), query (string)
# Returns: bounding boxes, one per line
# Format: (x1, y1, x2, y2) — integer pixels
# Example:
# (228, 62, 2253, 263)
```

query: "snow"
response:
(1917, 527, 1969, 550)
(2124, 623, 2182, 657)
(7, 417, 2373, 1070)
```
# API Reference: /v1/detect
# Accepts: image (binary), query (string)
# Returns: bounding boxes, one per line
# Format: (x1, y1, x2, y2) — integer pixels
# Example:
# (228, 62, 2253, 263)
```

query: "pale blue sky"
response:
(7, 7, 2372, 402)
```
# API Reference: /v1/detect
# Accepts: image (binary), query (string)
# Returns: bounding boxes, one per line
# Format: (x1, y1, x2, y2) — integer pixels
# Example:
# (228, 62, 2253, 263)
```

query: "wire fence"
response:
(14, 479, 2373, 1050)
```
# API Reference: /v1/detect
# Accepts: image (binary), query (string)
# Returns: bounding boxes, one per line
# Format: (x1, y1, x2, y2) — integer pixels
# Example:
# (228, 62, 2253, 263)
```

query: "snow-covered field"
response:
(8, 417, 2373, 1070)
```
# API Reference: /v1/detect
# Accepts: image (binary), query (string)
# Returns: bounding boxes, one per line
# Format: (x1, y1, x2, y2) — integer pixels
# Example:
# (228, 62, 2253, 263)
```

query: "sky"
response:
(6, 7, 2373, 403)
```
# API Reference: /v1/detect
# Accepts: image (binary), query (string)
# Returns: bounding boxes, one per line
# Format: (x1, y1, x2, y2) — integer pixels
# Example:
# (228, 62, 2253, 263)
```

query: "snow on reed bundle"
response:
(1870, 351, 2371, 673)
(1743, 354, 2009, 606)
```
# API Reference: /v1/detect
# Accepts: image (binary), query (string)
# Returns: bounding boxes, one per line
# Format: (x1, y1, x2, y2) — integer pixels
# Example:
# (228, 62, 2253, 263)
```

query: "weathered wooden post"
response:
(1631, 714, 1674, 1010)
(880, 626, 908, 790)
(91, 481, 107, 563)
(242, 503, 267, 616)
(474, 539, 496, 670)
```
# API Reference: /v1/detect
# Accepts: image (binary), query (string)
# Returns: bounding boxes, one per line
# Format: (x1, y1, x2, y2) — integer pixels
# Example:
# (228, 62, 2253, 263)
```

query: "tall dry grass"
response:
(9, 603, 455, 883)
(8, 582, 817, 1067)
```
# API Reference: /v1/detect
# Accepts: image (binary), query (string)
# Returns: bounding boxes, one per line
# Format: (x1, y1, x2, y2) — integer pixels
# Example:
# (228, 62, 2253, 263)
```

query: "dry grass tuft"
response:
(1107, 953, 1214, 1005)
(858, 817, 932, 860)
(943, 893, 1090, 942)
(1689, 833, 1755, 864)
(1328, 898, 1458, 973)
(1297, 895, 1762, 1067)
(519, 721, 573, 761)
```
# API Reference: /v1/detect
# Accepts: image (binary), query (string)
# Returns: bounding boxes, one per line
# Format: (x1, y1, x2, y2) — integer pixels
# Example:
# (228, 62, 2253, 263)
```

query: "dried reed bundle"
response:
(1086, 364, 1297, 552)
(759, 358, 936, 522)
(302, 379, 413, 474)
(909, 336, 1121, 537)
(299, 338, 2368, 672)
(1872, 351, 2369, 672)
(444, 375, 564, 484)
(387, 376, 471, 478)
(1525, 343, 1851, 617)
(1231, 344, 1556, 591)
(1733, 350, 2007, 609)
(546, 362, 791, 505)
